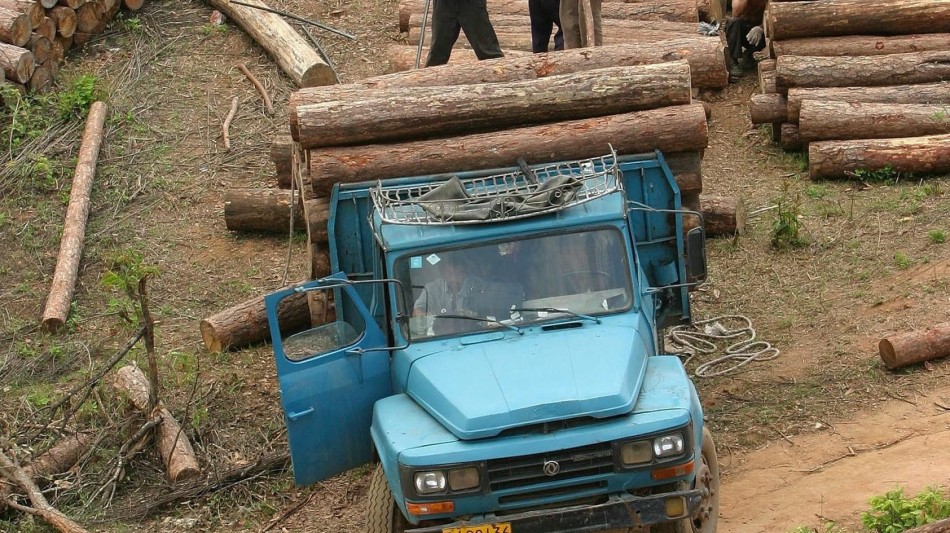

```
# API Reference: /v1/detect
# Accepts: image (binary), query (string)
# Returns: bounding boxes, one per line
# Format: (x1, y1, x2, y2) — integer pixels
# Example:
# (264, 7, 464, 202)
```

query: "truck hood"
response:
(406, 324, 651, 440)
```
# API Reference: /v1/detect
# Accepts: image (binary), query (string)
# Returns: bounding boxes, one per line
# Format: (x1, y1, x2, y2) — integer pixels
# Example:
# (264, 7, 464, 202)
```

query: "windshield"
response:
(394, 228, 633, 340)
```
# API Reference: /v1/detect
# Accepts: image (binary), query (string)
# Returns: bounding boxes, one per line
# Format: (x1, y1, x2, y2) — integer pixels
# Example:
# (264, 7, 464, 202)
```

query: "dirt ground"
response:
(0, 0, 948, 531)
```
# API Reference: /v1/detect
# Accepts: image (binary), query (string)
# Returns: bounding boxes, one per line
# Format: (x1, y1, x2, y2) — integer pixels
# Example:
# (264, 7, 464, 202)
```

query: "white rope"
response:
(666, 315, 780, 378)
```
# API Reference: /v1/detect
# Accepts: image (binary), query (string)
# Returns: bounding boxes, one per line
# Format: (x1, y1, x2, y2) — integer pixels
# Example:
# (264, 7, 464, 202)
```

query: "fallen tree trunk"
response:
(114, 366, 200, 482)
(0, 41, 31, 82)
(700, 195, 745, 236)
(776, 51, 950, 92)
(224, 188, 305, 234)
(780, 122, 801, 151)
(1, 434, 92, 503)
(205, 0, 335, 87)
(295, 62, 692, 148)
(199, 283, 312, 352)
(310, 103, 708, 195)
(808, 133, 950, 179)
(0, 5, 31, 46)
(902, 517, 950, 533)
(879, 321, 950, 370)
(293, 39, 727, 119)
(798, 101, 950, 143)
(270, 134, 293, 189)
(767, 0, 950, 40)
(41, 101, 107, 332)
(0, 450, 88, 533)
(787, 82, 950, 122)
(749, 93, 788, 124)
(772, 33, 950, 57)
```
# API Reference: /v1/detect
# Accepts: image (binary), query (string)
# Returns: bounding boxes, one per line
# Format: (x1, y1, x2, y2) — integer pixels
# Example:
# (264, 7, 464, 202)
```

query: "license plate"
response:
(442, 523, 512, 533)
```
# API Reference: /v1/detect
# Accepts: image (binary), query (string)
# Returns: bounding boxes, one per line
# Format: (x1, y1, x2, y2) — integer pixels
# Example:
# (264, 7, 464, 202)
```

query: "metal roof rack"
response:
(371, 148, 621, 225)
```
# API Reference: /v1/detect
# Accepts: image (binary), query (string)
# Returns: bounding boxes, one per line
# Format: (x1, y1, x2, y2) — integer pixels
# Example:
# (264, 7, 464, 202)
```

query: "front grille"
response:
(487, 441, 615, 492)
(498, 481, 608, 504)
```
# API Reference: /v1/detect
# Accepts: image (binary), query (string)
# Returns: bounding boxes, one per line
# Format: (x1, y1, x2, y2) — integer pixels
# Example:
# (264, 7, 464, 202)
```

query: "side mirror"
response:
(686, 226, 707, 282)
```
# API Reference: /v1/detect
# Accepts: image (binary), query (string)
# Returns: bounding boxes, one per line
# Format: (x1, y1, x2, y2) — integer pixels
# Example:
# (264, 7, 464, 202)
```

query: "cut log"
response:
(786, 82, 950, 123)
(879, 321, 950, 370)
(223, 188, 304, 234)
(270, 134, 293, 189)
(388, 45, 529, 71)
(0, 5, 30, 46)
(700, 195, 745, 236)
(303, 198, 329, 244)
(408, 25, 699, 50)
(775, 52, 950, 92)
(293, 39, 728, 131)
(113, 366, 200, 482)
(205, 0, 335, 87)
(749, 93, 788, 124)
(200, 284, 312, 352)
(0, 434, 92, 502)
(35, 15, 53, 40)
(0, 41, 32, 82)
(599, 0, 699, 22)
(759, 68, 775, 94)
(26, 33, 49, 64)
(123, 0, 144, 11)
(91, 0, 119, 34)
(902, 517, 950, 533)
(408, 13, 700, 31)
(399, 0, 528, 31)
(55, 0, 82, 8)
(772, 33, 950, 57)
(799, 101, 950, 143)
(0, 0, 44, 29)
(767, 0, 950, 41)
(310, 104, 709, 195)
(73, 0, 101, 33)
(26, 57, 49, 92)
(295, 62, 692, 148)
(695, 0, 726, 22)
(41, 102, 107, 332)
(808, 133, 950, 179)
(664, 151, 704, 196)
(779, 122, 801, 151)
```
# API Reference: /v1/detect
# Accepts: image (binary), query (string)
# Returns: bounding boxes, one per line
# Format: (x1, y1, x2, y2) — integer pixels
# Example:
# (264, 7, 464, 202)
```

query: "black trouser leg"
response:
(725, 17, 754, 63)
(426, 0, 462, 67)
(529, 0, 554, 53)
(459, 0, 504, 60)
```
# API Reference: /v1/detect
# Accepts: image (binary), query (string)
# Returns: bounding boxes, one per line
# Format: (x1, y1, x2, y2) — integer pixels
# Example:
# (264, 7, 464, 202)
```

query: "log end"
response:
(169, 463, 201, 483)
(878, 338, 899, 370)
(199, 319, 224, 353)
(41, 315, 64, 333)
(123, 0, 146, 10)
(734, 197, 747, 235)
(12, 14, 31, 47)
(15, 50, 35, 84)
(299, 64, 339, 88)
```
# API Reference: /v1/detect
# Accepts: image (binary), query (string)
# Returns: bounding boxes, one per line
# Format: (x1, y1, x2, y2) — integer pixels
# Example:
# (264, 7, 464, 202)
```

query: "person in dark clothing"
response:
(725, 0, 767, 75)
(425, 0, 504, 67)
(529, 0, 563, 53)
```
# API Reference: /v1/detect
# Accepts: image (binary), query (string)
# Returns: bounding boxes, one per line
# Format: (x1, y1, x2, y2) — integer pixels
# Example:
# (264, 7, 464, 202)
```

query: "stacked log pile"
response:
(387, 0, 730, 92)
(0, 0, 146, 93)
(749, 0, 950, 179)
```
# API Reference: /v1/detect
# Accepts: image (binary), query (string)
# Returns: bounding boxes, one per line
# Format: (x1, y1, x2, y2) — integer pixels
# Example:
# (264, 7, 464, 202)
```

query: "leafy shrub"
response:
(862, 486, 950, 533)
(57, 75, 100, 119)
(929, 230, 947, 244)
(771, 186, 807, 250)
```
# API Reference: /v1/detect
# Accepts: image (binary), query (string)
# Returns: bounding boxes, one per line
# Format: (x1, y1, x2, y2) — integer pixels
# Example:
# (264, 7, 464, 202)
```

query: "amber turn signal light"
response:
(406, 501, 455, 516)
(651, 460, 694, 481)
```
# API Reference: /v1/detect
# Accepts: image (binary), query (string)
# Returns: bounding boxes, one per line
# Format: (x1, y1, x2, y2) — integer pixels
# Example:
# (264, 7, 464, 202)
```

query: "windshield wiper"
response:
(510, 307, 601, 324)
(436, 314, 524, 335)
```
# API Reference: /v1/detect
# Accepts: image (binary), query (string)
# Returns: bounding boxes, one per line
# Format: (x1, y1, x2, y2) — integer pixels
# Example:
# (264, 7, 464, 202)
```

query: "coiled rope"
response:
(667, 315, 780, 378)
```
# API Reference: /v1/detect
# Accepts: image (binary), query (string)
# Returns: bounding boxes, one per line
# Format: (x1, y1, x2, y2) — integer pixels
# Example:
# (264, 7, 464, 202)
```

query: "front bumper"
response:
(406, 488, 703, 533)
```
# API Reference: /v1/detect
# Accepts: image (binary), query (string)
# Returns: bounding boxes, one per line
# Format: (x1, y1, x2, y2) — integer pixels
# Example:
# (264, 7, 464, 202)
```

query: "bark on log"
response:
(26, 33, 49, 64)
(0, 5, 30, 46)
(750, 93, 788, 124)
(695, 0, 726, 23)
(808, 133, 950, 179)
(767, 0, 950, 41)
(303, 198, 329, 244)
(798, 101, 950, 143)
(41, 101, 107, 332)
(399, 0, 527, 31)
(199, 284, 312, 352)
(388, 45, 530, 71)
(700, 195, 745, 236)
(73, 0, 100, 33)
(759, 68, 776, 94)
(879, 321, 950, 370)
(270, 134, 293, 189)
(223, 188, 305, 234)
(0, 0, 43, 29)
(407, 13, 700, 31)
(0, 41, 32, 82)
(113, 366, 200, 482)
(772, 34, 950, 58)
(779, 122, 802, 151)
(408, 25, 700, 50)
(786, 82, 950, 123)
(26, 57, 49, 92)
(0, 434, 92, 503)
(295, 62, 692, 148)
(0, 450, 89, 533)
(600, 0, 698, 22)
(776, 52, 950, 92)
(205, 0, 335, 87)
(902, 517, 950, 533)
(310, 104, 709, 195)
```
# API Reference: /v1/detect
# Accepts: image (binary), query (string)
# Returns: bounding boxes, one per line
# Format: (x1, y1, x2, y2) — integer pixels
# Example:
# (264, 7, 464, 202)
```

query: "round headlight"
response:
(448, 467, 480, 491)
(414, 471, 447, 495)
(653, 433, 685, 458)
(620, 440, 653, 465)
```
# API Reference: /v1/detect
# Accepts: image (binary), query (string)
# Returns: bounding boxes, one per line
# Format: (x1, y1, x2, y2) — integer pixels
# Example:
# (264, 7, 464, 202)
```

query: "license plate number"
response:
(443, 523, 512, 533)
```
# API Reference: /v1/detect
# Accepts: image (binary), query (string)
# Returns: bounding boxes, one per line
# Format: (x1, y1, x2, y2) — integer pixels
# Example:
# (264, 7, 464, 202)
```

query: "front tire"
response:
(652, 427, 720, 533)
(366, 463, 409, 533)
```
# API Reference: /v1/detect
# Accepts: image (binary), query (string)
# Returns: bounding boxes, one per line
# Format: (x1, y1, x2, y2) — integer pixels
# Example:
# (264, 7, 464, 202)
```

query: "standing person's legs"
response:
(459, 0, 504, 60)
(529, 0, 554, 53)
(588, 0, 602, 46)
(426, 0, 462, 67)
(543, 0, 564, 51)
(559, 0, 582, 49)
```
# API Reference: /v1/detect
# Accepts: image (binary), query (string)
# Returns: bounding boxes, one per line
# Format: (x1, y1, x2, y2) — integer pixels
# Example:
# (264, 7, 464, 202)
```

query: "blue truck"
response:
(265, 149, 719, 533)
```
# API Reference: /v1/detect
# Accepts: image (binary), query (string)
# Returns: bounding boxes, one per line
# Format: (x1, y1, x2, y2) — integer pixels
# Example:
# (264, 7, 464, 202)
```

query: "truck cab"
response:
(265, 150, 719, 533)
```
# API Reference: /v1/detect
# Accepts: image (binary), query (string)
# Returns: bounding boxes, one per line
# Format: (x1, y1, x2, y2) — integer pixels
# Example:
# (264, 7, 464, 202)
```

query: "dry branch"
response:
(237, 63, 273, 114)
(221, 96, 238, 152)
(41, 101, 108, 332)
(0, 449, 89, 533)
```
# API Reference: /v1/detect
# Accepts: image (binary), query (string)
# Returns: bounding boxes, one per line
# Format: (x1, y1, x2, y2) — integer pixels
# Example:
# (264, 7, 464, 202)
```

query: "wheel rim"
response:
(690, 437, 719, 532)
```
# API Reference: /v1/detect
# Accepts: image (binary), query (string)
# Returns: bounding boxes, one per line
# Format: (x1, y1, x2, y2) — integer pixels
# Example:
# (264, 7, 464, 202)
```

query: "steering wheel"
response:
(560, 270, 610, 292)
